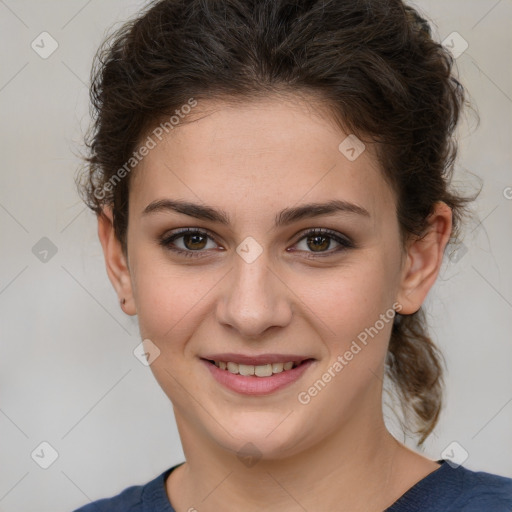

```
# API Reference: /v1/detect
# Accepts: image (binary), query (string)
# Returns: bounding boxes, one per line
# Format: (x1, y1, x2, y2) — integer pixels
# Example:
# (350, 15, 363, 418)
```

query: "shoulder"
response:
(453, 465, 512, 511)
(71, 466, 178, 512)
(388, 460, 512, 512)
(72, 482, 144, 512)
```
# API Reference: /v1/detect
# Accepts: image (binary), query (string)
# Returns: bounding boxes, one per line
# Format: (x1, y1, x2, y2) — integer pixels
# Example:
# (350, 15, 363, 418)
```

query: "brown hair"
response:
(76, 0, 479, 445)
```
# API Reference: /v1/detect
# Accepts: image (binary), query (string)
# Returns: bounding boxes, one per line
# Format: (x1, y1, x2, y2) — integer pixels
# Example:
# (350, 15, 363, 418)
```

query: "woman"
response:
(73, 0, 512, 510)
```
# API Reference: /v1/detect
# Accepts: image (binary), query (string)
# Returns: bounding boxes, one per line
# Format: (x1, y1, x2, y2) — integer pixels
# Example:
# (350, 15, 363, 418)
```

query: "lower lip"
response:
(202, 359, 315, 395)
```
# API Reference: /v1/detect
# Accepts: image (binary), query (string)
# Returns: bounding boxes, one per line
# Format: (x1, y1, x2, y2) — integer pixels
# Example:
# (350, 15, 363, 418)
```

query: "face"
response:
(113, 95, 420, 460)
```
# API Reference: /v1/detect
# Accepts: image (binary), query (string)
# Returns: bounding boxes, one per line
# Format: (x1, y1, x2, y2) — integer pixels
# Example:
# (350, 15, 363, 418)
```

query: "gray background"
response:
(0, 1, 511, 511)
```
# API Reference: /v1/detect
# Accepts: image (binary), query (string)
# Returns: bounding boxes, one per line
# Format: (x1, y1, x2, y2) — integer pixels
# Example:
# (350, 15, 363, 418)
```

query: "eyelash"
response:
(159, 227, 355, 259)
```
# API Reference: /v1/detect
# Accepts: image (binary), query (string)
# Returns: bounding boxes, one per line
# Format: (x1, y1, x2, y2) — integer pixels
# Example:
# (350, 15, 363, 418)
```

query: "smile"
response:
(201, 357, 315, 395)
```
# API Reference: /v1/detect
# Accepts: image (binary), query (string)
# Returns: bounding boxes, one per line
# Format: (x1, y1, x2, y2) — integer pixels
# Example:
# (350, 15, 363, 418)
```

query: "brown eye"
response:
(159, 227, 354, 260)
(306, 233, 331, 252)
(292, 228, 354, 257)
(181, 232, 208, 251)
(159, 228, 218, 258)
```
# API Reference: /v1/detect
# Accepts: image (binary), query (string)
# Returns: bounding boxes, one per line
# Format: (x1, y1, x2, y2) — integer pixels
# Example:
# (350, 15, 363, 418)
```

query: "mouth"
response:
(200, 355, 315, 395)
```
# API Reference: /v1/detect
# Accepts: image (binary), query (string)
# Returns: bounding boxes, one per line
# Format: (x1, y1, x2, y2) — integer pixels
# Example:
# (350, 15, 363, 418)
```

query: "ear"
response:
(97, 207, 136, 315)
(396, 201, 453, 315)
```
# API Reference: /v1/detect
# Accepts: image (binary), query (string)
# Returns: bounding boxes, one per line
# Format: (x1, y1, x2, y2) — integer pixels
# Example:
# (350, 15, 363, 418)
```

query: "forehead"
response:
(129, 95, 394, 225)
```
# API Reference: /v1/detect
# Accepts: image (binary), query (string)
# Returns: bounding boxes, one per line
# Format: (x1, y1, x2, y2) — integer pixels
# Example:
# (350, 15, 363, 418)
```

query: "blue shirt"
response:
(72, 459, 512, 511)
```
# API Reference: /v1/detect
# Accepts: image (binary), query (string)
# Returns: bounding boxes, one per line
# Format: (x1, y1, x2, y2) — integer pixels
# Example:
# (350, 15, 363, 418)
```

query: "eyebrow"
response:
(142, 198, 370, 227)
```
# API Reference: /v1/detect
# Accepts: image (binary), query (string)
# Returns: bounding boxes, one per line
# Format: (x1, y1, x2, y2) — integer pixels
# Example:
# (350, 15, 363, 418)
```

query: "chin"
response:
(210, 410, 314, 462)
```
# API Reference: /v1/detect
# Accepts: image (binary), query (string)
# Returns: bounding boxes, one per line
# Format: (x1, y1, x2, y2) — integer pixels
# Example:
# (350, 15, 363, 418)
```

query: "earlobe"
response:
(396, 202, 453, 315)
(97, 207, 137, 315)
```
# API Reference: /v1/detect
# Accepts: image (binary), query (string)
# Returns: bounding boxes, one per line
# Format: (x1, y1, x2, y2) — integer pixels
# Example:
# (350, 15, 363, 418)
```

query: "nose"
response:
(216, 249, 293, 339)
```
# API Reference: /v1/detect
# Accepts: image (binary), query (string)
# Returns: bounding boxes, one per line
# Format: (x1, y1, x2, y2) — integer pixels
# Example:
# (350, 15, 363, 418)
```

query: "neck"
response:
(167, 405, 430, 512)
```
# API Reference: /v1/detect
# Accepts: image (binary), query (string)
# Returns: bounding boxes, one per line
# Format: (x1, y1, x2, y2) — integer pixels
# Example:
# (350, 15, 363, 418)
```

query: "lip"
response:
(201, 356, 315, 396)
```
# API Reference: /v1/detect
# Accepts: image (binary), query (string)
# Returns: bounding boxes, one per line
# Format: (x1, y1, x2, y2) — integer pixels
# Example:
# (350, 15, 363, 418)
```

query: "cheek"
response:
(302, 259, 395, 340)
(292, 263, 397, 423)
(132, 251, 396, 341)
(132, 250, 225, 362)
(130, 253, 221, 352)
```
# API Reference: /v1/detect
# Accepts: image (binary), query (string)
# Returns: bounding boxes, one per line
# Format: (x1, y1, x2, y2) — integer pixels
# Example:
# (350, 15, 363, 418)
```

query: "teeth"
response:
(227, 362, 239, 373)
(213, 360, 299, 376)
(272, 363, 284, 373)
(239, 364, 255, 376)
(255, 364, 273, 377)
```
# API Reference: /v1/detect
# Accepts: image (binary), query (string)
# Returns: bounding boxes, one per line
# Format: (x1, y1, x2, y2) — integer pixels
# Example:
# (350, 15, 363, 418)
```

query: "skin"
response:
(98, 94, 452, 512)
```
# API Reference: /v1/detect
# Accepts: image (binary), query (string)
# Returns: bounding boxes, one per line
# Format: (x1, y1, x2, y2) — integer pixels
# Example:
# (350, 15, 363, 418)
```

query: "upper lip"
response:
(201, 353, 313, 365)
